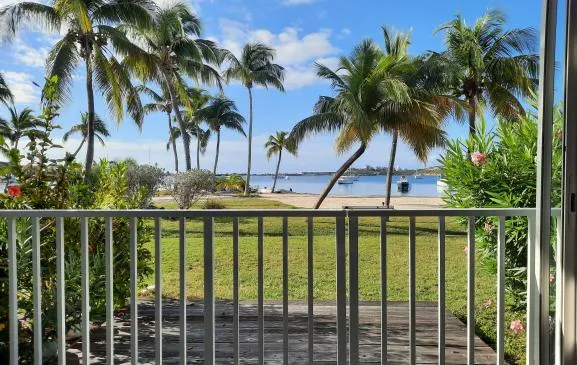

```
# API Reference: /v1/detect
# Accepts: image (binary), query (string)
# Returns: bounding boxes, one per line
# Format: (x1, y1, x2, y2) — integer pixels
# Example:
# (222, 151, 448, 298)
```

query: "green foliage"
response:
(171, 170, 216, 209)
(216, 174, 246, 193)
(126, 163, 166, 207)
(202, 199, 225, 209)
(440, 103, 563, 305)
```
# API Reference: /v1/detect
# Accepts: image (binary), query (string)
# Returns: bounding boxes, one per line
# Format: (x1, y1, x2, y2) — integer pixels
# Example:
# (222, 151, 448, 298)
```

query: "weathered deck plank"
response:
(66, 301, 498, 364)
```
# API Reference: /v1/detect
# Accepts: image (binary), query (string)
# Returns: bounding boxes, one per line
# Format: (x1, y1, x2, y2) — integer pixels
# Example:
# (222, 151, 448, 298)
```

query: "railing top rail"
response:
(0, 207, 560, 218)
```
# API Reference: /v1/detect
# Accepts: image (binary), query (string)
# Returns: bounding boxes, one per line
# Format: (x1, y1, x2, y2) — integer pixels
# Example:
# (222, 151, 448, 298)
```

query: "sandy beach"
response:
(259, 193, 443, 209)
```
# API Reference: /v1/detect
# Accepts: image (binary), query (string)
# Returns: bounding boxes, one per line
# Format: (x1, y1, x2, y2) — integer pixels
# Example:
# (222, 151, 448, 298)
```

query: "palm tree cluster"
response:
(0, 5, 537, 205)
(290, 11, 537, 208)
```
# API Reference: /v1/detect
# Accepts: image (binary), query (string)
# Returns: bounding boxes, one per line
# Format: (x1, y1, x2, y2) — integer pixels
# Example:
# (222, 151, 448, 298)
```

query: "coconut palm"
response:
(380, 28, 458, 207)
(0, 0, 154, 172)
(290, 40, 410, 209)
(123, 1, 223, 171)
(0, 72, 13, 106)
(0, 105, 41, 149)
(197, 96, 246, 174)
(223, 43, 285, 195)
(63, 113, 110, 158)
(436, 10, 538, 136)
(265, 131, 296, 193)
(189, 124, 211, 170)
(138, 84, 179, 172)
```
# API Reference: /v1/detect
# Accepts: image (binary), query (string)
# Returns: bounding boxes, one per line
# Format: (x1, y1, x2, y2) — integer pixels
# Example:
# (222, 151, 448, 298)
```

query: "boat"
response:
(337, 176, 354, 185)
(397, 176, 410, 193)
(414, 175, 424, 179)
(284, 176, 290, 180)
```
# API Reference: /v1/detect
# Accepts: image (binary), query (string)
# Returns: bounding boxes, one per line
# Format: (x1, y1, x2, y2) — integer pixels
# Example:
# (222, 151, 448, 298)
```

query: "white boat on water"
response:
(337, 176, 354, 185)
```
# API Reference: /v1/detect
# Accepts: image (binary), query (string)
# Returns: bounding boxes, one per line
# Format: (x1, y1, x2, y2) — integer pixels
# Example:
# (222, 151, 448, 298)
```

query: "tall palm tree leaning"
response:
(223, 43, 285, 195)
(138, 85, 179, 172)
(197, 96, 246, 174)
(265, 131, 297, 193)
(379, 28, 458, 208)
(435, 10, 538, 137)
(123, 1, 223, 171)
(63, 113, 110, 158)
(290, 40, 410, 209)
(1, 0, 153, 172)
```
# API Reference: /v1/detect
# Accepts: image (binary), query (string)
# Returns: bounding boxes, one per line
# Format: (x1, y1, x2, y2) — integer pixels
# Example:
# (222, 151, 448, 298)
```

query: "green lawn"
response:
(144, 197, 527, 364)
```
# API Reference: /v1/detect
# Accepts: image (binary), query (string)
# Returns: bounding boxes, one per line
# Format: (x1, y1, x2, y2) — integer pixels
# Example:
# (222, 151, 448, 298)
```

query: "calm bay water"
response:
(250, 174, 441, 197)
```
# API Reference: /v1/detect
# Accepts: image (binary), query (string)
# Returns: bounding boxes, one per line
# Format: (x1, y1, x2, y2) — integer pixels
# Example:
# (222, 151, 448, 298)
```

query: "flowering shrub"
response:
(440, 102, 563, 306)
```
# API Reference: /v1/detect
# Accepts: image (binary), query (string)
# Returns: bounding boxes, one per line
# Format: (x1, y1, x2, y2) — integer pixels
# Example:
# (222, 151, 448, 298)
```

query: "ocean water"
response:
(250, 174, 441, 197)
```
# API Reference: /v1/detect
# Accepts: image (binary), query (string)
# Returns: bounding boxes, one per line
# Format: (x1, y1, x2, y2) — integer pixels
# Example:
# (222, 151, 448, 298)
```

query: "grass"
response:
(144, 197, 527, 364)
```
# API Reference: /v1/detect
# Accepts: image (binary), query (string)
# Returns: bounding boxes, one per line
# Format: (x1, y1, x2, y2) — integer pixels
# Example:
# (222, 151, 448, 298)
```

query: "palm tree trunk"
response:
(272, 149, 282, 193)
(384, 129, 399, 208)
(84, 56, 96, 173)
(72, 139, 86, 158)
(314, 143, 367, 209)
(468, 97, 476, 137)
(244, 86, 253, 196)
(196, 133, 201, 170)
(213, 129, 221, 175)
(164, 75, 192, 171)
(167, 111, 179, 173)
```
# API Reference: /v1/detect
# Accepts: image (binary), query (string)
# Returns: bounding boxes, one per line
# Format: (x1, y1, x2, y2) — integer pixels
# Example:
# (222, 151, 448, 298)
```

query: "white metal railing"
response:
(2, 208, 561, 365)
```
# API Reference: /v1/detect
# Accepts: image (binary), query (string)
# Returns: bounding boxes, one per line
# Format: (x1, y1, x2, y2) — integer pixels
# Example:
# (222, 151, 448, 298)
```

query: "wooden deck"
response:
(67, 300, 498, 364)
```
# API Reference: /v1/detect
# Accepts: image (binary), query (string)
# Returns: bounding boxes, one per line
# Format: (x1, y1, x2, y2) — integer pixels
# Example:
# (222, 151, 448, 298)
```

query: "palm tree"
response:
(0, 105, 40, 149)
(0, 72, 13, 106)
(138, 84, 179, 172)
(63, 113, 110, 158)
(265, 131, 296, 193)
(290, 40, 409, 208)
(123, 1, 223, 171)
(189, 124, 211, 170)
(1, 0, 154, 172)
(380, 28, 456, 208)
(436, 10, 538, 136)
(197, 96, 246, 174)
(223, 43, 285, 195)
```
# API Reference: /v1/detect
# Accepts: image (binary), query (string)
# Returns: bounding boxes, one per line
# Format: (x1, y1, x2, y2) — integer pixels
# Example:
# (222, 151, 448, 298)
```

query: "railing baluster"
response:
(154, 217, 162, 365)
(380, 217, 388, 365)
(32, 217, 42, 365)
(349, 216, 360, 363)
(282, 217, 289, 365)
(179, 217, 187, 365)
(438, 216, 446, 365)
(130, 217, 138, 365)
(307, 217, 314, 364)
(335, 215, 347, 364)
(527, 214, 539, 365)
(204, 217, 215, 364)
(56, 217, 66, 365)
(497, 216, 506, 365)
(555, 217, 563, 365)
(409, 217, 416, 365)
(105, 217, 114, 365)
(258, 217, 265, 365)
(232, 218, 240, 365)
(8, 218, 18, 365)
(467, 217, 476, 365)
(81, 217, 90, 364)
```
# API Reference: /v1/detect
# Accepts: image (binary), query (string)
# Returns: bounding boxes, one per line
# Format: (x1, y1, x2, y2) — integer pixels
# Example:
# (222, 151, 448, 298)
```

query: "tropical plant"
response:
(138, 84, 179, 172)
(0, 72, 13, 106)
(435, 10, 538, 136)
(379, 28, 456, 207)
(171, 169, 215, 209)
(63, 112, 110, 158)
(123, 1, 223, 171)
(289, 39, 409, 208)
(189, 124, 211, 170)
(197, 96, 246, 174)
(0, 0, 154, 172)
(126, 163, 165, 207)
(0, 105, 41, 149)
(216, 174, 246, 193)
(265, 131, 296, 193)
(223, 43, 285, 195)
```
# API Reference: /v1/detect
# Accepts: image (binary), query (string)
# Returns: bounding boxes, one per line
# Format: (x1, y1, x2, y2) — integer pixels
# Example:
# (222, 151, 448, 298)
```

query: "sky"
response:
(0, 0, 545, 174)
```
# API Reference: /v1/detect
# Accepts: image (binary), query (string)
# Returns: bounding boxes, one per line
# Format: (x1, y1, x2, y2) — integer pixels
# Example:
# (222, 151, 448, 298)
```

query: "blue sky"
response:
(0, 0, 543, 173)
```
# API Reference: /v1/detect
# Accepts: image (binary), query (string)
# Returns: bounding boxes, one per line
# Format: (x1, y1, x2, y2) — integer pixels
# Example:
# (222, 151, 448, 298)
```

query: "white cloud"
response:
(12, 38, 50, 68)
(216, 19, 339, 89)
(281, 0, 317, 5)
(1, 71, 40, 104)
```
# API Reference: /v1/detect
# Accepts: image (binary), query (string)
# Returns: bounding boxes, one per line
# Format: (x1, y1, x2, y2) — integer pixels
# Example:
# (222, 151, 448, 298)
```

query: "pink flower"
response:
(510, 320, 524, 335)
(464, 246, 468, 255)
(471, 151, 488, 167)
